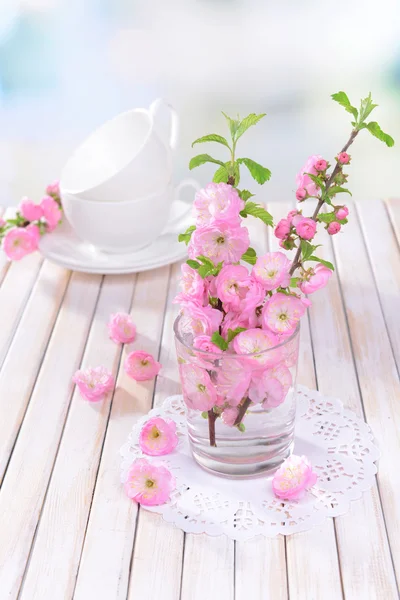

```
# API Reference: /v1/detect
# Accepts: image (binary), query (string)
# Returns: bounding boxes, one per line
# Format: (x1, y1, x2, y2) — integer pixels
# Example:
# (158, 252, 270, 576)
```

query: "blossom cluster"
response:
(175, 179, 335, 428)
(1, 182, 62, 261)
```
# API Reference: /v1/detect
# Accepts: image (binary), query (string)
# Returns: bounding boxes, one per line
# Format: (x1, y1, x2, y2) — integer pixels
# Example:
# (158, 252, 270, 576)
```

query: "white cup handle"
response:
(149, 98, 179, 150)
(162, 178, 201, 234)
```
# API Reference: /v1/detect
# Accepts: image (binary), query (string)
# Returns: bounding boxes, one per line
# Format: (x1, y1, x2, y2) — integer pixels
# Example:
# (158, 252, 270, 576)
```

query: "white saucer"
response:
(39, 216, 190, 274)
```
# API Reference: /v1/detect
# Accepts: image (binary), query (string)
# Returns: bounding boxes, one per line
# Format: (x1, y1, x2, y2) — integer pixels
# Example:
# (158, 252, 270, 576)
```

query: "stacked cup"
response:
(60, 99, 198, 254)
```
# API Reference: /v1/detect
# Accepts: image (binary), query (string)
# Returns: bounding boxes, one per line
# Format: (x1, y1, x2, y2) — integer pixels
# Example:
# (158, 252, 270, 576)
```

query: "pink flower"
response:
(272, 455, 317, 500)
(327, 221, 341, 235)
(26, 224, 40, 250)
(336, 206, 349, 220)
(46, 180, 60, 197)
(252, 252, 291, 291)
(189, 222, 250, 266)
(216, 358, 252, 406)
(295, 188, 307, 202)
(174, 263, 206, 306)
(274, 218, 291, 240)
(296, 155, 322, 197)
(240, 279, 265, 323)
(287, 210, 299, 224)
(180, 363, 216, 410)
(108, 312, 136, 344)
(73, 366, 115, 402)
(20, 198, 44, 222)
(315, 159, 328, 172)
(249, 363, 292, 407)
(180, 301, 223, 336)
(193, 182, 244, 226)
(40, 195, 62, 232)
(215, 264, 249, 311)
(337, 152, 350, 165)
(295, 217, 317, 241)
(221, 406, 239, 427)
(124, 458, 176, 506)
(299, 264, 332, 294)
(262, 293, 306, 335)
(3, 227, 37, 260)
(193, 335, 222, 354)
(233, 328, 282, 369)
(125, 351, 161, 381)
(139, 417, 178, 456)
(221, 311, 248, 339)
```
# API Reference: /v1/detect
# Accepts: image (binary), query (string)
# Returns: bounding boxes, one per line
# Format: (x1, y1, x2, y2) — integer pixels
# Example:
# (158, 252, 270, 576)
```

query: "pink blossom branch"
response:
(289, 129, 359, 275)
(234, 397, 252, 427)
(208, 409, 217, 447)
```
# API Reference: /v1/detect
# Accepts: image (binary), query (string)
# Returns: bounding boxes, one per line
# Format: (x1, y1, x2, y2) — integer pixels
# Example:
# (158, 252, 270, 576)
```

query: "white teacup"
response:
(61, 179, 199, 254)
(60, 99, 178, 203)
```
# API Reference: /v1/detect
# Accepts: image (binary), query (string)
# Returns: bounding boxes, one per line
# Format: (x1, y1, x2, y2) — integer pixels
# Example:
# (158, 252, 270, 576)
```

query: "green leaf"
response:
(306, 173, 324, 192)
(237, 423, 246, 433)
(178, 225, 196, 245)
(213, 161, 240, 185)
(238, 189, 254, 202)
(192, 134, 231, 150)
(237, 158, 271, 185)
(365, 122, 395, 147)
(307, 255, 335, 271)
(213, 262, 224, 276)
(241, 247, 257, 265)
(211, 332, 228, 351)
(213, 164, 229, 183)
(201, 411, 208, 419)
(235, 113, 266, 141)
(358, 92, 378, 123)
(327, 186, 352, 197)
(189, 154, 225, 170)
(197, 264, 213, 278)
(197, 255, 215, 269)
(317, 212, 337, 224)
(331, 91, 358, 120)
(186, 259, 200, 269)
(227, 327, 247, 343)
(222, 112, 240, 140)
(300, 240, 315, 261)
(240, 202, 273, 226)
(290, 277, 300, 288)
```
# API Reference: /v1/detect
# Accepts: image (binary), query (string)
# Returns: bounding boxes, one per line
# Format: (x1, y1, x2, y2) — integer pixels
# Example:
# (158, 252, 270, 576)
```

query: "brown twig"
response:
(289, 129, 359, 275)
(234, 397, 252, 427)
(208, 410, 217, 446)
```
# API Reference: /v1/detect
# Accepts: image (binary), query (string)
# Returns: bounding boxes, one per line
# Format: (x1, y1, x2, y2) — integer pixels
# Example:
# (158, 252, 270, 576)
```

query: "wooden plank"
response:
(268, 202, 343, 600)
(127, 263, 185, 600)
(328, 202, 400, 594)
(357, 200, 400, 372)
(309, 204, 398, 599)
(387, 198, 400, 244)
(19, 274, 136, 599)
(0, 207, 11, 287)
(0, 272, 103, 599)
(0, 261, 70, 483)
(73, 267, 172, 600)
(0, 252, 43, 366)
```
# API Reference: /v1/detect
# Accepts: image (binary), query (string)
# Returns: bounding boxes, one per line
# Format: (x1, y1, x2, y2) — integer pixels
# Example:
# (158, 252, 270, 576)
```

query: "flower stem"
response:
(289, 128, 359, 275)
(208, 409, 217, 447)
(234, 397, 252, 427)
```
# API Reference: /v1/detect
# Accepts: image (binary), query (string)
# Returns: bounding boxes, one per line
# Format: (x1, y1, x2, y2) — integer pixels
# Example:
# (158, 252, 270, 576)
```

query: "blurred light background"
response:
(0, 0, 399, 206)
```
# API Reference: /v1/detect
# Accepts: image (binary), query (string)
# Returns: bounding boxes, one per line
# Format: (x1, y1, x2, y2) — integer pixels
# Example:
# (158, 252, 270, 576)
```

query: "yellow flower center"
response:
(145, 478, 155, 488)
(197, 383, 206, 393)
(216, 236, 225, 245)
(279, 313, 288, 321)
(141, 359, 149, 366)
(149, 426, 161, 440)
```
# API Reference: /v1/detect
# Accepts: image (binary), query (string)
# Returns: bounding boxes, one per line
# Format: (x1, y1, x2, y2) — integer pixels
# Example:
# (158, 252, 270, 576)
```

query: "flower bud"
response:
(327, 221, 341, 235)
(337, 152, 350, 165)
(315, 159, 328, 172)
(335, 206, 349, 220)
(295, 188, 307, 202)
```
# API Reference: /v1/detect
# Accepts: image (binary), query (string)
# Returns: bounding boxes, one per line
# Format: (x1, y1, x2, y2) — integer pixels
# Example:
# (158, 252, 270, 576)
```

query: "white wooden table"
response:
(0, 199, 399, 600)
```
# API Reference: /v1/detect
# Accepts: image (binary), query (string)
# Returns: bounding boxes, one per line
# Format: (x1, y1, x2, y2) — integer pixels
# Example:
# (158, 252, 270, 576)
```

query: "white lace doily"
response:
(120, 385, 379, 539)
